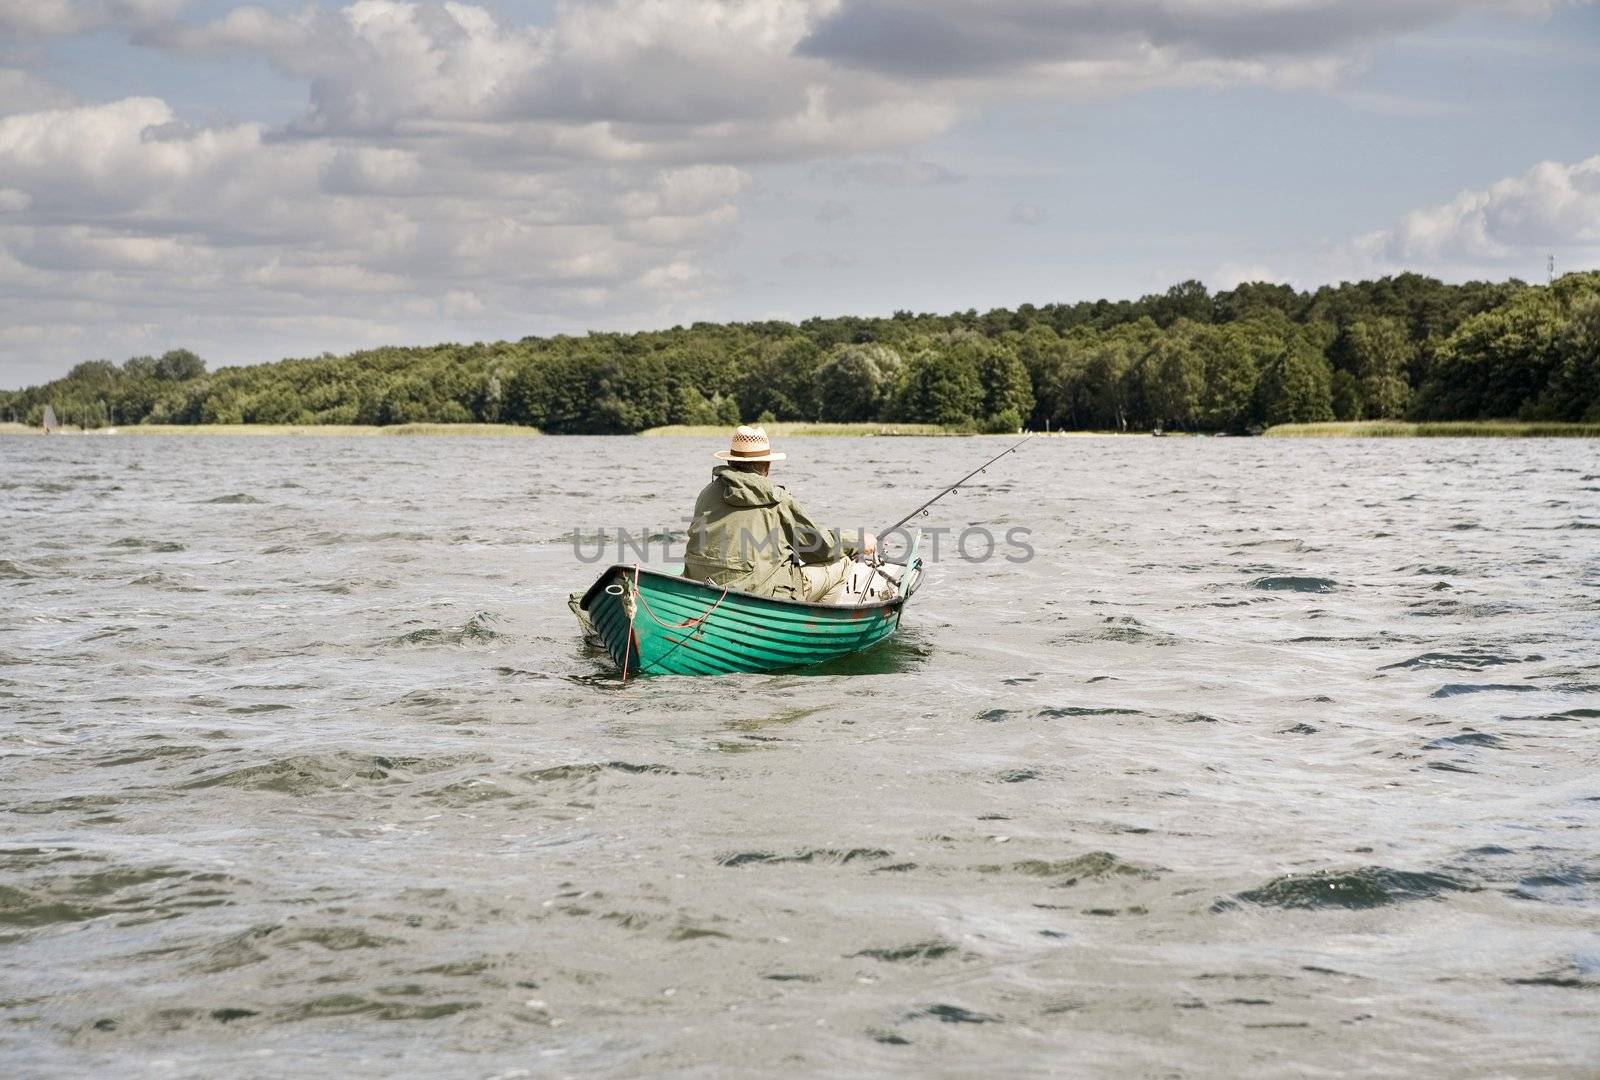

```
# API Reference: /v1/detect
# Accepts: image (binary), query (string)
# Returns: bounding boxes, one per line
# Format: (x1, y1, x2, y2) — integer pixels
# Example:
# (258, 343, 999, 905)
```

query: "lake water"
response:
(2, 433, 1597, 1077)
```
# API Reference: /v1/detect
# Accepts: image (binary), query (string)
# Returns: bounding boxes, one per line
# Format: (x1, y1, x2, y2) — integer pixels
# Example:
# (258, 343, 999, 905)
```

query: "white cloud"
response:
(797, 1, 1565, 79)
(141, 0, 1534, 162)
(0, 69, 77, 115)
(442, 288, 484, 316)
(0, 0, 1584, 383)
(143, 0, 871, 153)
(0, 0, 185, 38)
(0, 92, 753, 382)
(1356, 155, 1600, 270)
(640, 259, 708, 289)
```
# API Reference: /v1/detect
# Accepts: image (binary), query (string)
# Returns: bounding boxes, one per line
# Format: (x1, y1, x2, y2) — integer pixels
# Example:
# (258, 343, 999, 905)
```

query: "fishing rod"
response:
(875, 433, 1034, 540)
(847, 433, 1034, 602)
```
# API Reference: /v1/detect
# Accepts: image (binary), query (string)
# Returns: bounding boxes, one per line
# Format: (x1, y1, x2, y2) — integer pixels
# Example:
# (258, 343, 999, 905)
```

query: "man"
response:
(683, 426, 879, 603)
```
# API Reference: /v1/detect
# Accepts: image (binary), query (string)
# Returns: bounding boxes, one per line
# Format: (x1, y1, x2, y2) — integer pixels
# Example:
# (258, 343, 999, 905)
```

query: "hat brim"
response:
(713, 450, 786, 462)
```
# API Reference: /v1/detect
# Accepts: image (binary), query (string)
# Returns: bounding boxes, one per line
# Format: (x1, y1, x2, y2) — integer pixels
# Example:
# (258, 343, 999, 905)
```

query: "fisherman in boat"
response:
(684, 426, 883, 604)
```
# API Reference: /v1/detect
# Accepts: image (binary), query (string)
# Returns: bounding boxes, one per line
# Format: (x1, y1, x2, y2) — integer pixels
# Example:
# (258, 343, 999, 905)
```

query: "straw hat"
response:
(713, 425, 787, 462)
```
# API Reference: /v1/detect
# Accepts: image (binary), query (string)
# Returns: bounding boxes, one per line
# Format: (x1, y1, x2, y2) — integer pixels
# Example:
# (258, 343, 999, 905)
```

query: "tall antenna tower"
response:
(1548, 254, 1555, 284)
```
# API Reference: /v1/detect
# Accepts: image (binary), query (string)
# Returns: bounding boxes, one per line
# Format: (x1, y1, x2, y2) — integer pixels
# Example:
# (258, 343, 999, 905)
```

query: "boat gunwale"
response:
(577, 561, 914, 615)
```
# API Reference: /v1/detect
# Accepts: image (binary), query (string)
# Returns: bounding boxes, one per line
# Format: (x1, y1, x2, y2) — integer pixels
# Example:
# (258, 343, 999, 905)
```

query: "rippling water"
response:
(3, 434, 1598, 1077)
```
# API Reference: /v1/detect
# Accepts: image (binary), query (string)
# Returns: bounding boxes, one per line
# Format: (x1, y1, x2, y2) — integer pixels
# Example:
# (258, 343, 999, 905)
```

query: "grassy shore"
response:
(0, 422, 541, 437)
(0, 420, 1160, 438)
(642, 422, 956, 437)
(5, 420, 956, 437)
(28, 418, 1582, 439)
(1265, 420, 1600, 438)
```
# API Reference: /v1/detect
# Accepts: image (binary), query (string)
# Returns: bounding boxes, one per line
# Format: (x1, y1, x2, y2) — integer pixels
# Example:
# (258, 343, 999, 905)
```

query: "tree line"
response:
(4, 272, 1597, 434)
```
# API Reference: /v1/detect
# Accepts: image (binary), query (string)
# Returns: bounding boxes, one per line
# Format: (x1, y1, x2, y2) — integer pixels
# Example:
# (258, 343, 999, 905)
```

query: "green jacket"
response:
(683, 466, 859, 598)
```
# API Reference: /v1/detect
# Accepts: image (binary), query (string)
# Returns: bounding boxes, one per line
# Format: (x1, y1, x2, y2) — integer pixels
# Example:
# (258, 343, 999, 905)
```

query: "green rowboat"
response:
(572, 540, 924, 678)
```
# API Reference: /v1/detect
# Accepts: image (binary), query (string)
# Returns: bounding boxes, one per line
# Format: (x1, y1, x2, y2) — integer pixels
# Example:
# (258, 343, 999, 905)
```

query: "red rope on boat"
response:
(619, 565, 729, 682)
(635, 579, 731, 637)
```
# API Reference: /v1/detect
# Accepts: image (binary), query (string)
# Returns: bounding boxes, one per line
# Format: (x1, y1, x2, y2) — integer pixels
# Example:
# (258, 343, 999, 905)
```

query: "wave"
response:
(1249, 576, 1339, 592)
(1217, 867, 1475, 911)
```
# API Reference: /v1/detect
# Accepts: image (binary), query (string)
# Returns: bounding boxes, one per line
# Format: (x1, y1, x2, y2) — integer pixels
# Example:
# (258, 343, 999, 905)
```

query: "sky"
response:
(1, 0, 1597, 387)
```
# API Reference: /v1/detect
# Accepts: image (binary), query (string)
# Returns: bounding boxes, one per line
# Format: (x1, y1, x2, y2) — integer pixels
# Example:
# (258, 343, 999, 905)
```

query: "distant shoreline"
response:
(4, 419, 1595, 438)
(0, 422, 544, 438)
(0, 421, 1089, 438)
(1263, 420, 1600, 438)
(643, 423, 979, 437)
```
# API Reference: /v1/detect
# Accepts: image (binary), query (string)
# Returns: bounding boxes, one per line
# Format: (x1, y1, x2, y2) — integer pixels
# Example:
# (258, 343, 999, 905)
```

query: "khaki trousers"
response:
(797, 558, 900, 604)
(796, 557, 853, 603)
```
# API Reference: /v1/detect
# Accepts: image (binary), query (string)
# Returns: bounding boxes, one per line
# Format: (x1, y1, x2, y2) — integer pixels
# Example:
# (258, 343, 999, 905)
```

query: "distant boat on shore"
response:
(41, 405, 60, 434)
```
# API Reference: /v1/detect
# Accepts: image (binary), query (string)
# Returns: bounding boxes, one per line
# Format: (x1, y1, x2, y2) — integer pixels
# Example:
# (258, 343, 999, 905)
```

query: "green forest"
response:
(4, 272, 1597, 434)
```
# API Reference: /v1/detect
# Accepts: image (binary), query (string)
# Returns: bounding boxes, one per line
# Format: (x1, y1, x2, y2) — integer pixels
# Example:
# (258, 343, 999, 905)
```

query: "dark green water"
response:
(2, 434, 1597, 1077)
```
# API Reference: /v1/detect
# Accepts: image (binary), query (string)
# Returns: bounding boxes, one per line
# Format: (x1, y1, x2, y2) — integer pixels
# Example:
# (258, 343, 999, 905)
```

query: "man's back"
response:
(684, 466, 823, 598)
(683, 427, 871, 603)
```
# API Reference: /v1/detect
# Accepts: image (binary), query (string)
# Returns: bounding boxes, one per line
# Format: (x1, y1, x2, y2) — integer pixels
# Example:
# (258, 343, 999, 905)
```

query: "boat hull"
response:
(575, 561, 917, 677)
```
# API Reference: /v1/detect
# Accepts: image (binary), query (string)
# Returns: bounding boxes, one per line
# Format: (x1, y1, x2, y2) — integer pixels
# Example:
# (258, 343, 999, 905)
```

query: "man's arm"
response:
(780, 492, 875, 564)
